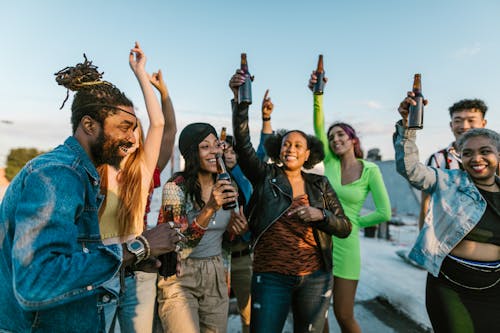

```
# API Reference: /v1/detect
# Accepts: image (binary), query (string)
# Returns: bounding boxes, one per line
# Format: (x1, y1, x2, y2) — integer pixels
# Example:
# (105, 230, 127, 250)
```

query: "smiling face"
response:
(460, 136, 499, 185)
(198, 133, 222, 174)
(223, 145, 237, 169)
(450, 109, 487, 141)
(280, 131, 310, 171)
(328, 126, 355, 157)
(90, 106, 137, 168)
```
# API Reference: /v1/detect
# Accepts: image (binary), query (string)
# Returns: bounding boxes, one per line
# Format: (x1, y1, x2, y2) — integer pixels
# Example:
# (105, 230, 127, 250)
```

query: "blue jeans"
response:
(103, 271, 157, 333)
(251, 270, 332, 333)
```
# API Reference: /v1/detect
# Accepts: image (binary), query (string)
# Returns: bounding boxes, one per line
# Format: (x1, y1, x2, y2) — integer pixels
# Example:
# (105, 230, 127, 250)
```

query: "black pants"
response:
(426, 256, 500, 333)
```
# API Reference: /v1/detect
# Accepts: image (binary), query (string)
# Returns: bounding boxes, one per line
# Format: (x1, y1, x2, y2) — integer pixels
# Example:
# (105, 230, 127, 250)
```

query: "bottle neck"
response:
(217, 156, 228, 174)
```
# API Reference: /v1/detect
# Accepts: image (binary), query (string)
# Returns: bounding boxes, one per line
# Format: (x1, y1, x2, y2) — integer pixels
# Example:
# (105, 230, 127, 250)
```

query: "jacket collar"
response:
(64, 136, 100, 184)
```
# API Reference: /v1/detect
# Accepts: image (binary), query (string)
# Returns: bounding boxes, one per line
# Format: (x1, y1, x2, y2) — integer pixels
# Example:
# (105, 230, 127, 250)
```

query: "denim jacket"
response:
(393, 122, 489, 277)
(0, 136, 122, 332)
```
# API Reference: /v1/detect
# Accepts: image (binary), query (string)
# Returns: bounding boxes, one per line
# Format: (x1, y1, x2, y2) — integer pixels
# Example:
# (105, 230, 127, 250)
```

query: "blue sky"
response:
(1, 0, 499, 167)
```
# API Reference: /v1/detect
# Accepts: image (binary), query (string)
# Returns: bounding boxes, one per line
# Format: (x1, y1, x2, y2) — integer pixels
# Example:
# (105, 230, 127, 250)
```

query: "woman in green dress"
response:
(309, 73, 391, 333)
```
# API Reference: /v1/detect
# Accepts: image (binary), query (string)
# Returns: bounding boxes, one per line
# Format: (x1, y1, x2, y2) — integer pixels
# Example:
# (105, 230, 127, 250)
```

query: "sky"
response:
(1, 0, 499, 168)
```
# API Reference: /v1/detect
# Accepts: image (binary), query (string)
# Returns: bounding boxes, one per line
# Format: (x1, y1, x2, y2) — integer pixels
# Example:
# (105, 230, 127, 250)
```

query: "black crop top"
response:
(464, 188, 500, 246)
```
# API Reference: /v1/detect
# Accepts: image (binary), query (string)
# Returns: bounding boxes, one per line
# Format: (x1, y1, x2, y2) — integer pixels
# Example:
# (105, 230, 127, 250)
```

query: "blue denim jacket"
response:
(0, 136, 122, 332)
(393, 122, 488, 277)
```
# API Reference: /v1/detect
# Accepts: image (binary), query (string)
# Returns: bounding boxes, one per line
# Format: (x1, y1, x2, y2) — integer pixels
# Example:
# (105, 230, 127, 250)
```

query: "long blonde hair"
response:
(99, 120, 150, 235)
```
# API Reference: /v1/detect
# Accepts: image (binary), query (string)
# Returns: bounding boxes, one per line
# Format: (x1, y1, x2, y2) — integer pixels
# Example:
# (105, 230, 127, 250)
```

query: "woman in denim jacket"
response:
(394, 93, 500, 333)
(230, 70, 352, 333)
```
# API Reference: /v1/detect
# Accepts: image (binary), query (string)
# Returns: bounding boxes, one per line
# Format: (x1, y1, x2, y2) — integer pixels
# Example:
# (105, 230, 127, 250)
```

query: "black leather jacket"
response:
(232, 100, 352, 271)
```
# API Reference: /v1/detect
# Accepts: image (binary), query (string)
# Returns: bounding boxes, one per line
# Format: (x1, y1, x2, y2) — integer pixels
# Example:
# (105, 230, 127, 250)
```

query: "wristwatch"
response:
(126, 238, 146, 264)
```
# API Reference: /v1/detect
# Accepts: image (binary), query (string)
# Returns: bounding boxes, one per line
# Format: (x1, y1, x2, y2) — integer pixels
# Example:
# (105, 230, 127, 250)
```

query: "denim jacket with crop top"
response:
(0, 136, 122, 332)
(393, 121, 491, 277)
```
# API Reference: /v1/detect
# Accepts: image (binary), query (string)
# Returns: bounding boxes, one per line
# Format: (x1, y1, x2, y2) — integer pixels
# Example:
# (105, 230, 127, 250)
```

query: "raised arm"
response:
(229, 70, 269, 184)
(129, 42, 164, 178)
(256, 89, 273, 161)
(394, 92, 437, 192)
(150, 69, 177, 172)
(309, 72, 332, 163)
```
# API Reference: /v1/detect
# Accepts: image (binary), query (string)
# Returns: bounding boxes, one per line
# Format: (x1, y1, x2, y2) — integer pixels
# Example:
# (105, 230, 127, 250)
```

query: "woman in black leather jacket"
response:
(229, 70, 352, 333)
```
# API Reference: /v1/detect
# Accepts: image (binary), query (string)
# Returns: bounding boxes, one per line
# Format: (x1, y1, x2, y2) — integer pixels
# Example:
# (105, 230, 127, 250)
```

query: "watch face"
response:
(129, 240, 143, 251)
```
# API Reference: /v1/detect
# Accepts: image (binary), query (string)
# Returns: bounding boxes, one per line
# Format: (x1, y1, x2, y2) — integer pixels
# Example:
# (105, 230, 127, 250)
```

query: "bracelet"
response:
(193, 218, 209, 231)
(262, 116, 271, 121)
(136, 234, 151, 261)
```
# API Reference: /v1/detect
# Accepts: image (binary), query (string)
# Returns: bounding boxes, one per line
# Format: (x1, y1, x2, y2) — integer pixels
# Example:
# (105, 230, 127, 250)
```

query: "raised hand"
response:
(150, 69, 168, 98)
(229, 69, 246, 100)
(261, 89, 274, 119)
(398, 92, 429, 127)
(308, 70, 328, 91)
(129, 41, 147, 76)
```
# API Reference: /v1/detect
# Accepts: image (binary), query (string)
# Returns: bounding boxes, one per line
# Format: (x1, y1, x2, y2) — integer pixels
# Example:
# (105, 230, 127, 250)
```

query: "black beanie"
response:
(179, 122, 217, 158)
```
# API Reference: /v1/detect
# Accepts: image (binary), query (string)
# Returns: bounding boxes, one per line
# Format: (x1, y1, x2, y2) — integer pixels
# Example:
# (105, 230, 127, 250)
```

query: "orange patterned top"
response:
(253, 194, 322, 276)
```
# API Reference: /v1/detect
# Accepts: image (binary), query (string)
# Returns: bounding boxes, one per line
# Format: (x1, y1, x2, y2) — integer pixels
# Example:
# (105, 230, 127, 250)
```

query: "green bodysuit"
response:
(313, 94, 391, 280)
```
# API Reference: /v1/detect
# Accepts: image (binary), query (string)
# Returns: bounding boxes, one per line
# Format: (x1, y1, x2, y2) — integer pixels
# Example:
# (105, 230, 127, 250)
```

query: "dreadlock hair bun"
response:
(55, 54, 104, 92)
(55, 54, 134, 133)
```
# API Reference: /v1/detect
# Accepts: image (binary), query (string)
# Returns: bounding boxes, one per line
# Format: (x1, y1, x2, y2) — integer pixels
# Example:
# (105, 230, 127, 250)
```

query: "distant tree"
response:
(5, 148, 45, 181)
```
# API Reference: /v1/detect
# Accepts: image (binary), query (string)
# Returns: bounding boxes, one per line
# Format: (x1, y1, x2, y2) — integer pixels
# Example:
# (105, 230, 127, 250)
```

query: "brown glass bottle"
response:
(408, 74, 424, 129)
(158, 206, 178, 277)
(313, 54, 325, 95)
(238, 53, 252, 105)
(220, 126, 227, 144)
(216, 153, 237, 210)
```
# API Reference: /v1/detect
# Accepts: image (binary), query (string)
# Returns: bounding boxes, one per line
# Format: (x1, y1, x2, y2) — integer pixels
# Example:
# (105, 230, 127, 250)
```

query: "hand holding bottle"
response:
(398, 91, 428, 128)
(229, 69, 247, 101)
(308, 71, 328, 92)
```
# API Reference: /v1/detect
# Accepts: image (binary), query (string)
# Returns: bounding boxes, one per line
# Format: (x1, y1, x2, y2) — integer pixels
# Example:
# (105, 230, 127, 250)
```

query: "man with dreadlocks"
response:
(0, 43, 181, 333)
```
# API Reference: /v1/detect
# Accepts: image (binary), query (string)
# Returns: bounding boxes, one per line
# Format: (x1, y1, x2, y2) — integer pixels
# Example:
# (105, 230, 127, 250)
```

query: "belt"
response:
(231, 248, 251, 258)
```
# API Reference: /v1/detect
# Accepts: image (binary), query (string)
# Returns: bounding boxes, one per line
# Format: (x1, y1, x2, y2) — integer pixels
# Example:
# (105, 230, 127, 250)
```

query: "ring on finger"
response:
(167, 221, 175, 229)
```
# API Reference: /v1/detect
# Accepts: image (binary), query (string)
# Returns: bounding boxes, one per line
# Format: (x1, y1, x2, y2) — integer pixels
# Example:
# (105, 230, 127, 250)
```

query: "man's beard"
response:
(90, 130, 130, 169)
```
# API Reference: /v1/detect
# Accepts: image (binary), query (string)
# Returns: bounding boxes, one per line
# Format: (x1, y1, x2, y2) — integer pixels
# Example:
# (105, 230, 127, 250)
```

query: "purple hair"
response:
(327, 122, 364, 158)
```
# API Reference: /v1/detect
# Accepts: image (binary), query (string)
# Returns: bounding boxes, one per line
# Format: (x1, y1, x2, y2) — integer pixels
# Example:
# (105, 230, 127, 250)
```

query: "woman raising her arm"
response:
(308, 72, 391, 333)
(231, 70, 352, 333)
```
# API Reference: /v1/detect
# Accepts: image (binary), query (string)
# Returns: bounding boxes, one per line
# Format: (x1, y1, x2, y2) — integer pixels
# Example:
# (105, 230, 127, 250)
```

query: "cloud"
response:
(454, 43, 481, 58)
(355, 122, 393, 136)
(363, 100, 383, 110)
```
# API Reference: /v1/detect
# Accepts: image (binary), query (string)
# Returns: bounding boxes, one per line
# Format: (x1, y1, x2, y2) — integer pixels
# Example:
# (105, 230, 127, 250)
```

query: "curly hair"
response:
(55, 54, 134, 133)
(264, 129, 324, 169)
(449, 99, 487, 118)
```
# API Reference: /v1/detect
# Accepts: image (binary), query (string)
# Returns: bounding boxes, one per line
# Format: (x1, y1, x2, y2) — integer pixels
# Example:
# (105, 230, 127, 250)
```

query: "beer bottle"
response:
(158, 206, 178, 277)
(238, 53, 252, 105)
(313, 54, 325, 95)
(408, 74, 424, 129)
(220, 126, 227, 144)
(216, 153, 237, 210)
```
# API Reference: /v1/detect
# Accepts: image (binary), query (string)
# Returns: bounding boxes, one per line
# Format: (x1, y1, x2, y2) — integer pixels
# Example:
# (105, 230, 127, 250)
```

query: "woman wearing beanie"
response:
(156, 122, 248, 333)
